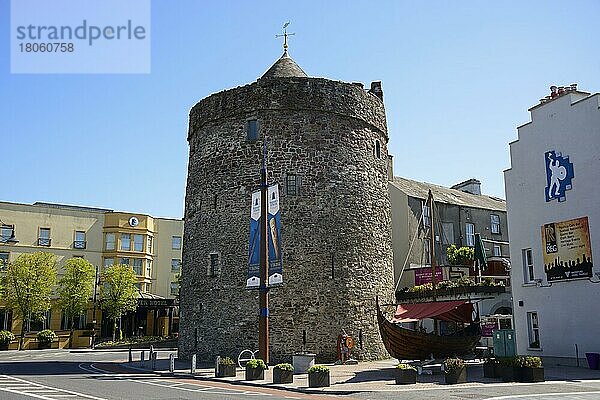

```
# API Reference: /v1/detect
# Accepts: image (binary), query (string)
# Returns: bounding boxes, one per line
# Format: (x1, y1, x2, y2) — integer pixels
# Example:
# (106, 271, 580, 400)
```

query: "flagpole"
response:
(259, 139, 270, 364)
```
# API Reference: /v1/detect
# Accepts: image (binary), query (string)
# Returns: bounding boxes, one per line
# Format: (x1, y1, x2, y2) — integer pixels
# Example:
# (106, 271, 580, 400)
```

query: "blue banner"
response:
(267, 184, 283, 286)
(246, 190, 261, 289)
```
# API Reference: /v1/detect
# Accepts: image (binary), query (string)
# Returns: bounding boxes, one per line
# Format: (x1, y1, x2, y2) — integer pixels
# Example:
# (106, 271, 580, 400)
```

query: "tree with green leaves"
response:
(3, 252, 57, 350)
(100, 264, 138, 341)
(57, 257, 96, 348)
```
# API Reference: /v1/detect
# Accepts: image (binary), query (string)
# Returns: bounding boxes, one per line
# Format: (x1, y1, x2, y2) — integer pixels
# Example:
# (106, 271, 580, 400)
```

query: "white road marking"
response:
(486, 391, 600, 399)
(0, 374, 108, 400)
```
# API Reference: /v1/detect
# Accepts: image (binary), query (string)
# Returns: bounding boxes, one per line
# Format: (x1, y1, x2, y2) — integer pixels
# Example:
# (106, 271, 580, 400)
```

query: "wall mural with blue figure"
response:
(545, 150, 574, 202)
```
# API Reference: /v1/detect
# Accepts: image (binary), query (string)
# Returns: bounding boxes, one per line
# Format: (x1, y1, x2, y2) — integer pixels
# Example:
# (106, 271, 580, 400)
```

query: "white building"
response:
(504, 85, 600, 364)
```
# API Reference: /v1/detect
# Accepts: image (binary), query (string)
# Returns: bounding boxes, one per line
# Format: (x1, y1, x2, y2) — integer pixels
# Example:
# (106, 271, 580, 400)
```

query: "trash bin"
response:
(585, 353, 600, 370)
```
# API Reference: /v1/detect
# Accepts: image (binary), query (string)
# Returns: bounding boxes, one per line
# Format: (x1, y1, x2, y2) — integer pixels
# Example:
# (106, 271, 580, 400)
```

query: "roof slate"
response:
(390, 176, 506, 211)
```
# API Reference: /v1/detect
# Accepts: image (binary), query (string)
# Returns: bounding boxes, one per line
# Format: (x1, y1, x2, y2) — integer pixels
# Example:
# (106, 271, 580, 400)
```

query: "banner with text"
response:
(246, 190, 261, 288)
(542, 216, 593, 282)
(267, 184, 283, 286)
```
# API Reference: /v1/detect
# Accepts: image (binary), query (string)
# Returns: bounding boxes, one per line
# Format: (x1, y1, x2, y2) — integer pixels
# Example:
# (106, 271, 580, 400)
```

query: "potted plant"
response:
(273, 363, 294, 384)
(216, 356, 237, 377)
(483, 357, 499, 378)
(245, 358, 267, 381)
(395, 363, 417, 384)
(0, 330, 15, 351)
(517, 356, 544, 382)
(307, 365, 330, 388)
(37, 329, 56, 349)
(443, 357, 467, 384)
(498, 356, 518, 382)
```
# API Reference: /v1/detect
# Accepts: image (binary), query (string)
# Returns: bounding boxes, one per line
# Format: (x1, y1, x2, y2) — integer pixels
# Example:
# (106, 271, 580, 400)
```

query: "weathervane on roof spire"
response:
(275, 21, 295, 55)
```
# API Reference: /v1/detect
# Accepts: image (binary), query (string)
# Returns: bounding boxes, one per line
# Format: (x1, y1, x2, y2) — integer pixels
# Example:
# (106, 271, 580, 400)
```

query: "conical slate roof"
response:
(261, 50, 308, 79)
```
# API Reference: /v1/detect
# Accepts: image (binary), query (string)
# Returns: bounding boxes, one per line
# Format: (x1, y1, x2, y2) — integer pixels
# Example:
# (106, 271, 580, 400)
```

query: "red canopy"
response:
(392, 300, 474, 323)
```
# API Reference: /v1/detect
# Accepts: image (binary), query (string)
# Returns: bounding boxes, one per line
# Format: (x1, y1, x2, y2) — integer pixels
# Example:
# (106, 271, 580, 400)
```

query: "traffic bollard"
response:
(151, 351, 157, 370)
(169, 353, 175, 373)
(128, 347, 132, 363)
(191, 354, 196, 374)
(140, 351, 145, 368)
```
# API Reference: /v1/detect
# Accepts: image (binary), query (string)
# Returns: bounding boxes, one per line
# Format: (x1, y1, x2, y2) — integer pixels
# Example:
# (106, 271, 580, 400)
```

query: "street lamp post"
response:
(91, 265, 99, 349)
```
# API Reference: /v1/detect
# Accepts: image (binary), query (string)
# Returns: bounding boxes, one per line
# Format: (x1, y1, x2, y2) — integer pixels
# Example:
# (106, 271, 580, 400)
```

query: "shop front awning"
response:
(392, 300, 474, 323)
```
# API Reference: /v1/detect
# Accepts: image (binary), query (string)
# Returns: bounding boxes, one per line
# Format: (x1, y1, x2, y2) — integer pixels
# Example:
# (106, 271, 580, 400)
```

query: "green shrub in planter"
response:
(273, 363, 294, 384)
(216, 356, 237, 377)
(516, 356, 544, 383)
(498, 356, 519, 382)
(443, 358, 466, 384)
(245, 358, 267, 381)
(395, 363, 417, 384)
(0, 331, 15, 350)
(37, 330, 56, 349)
(307, 365, 330, 388)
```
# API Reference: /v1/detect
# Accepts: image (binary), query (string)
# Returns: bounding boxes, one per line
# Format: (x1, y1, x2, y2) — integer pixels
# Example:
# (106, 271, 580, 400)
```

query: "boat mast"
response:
(428, 189, 436, 301)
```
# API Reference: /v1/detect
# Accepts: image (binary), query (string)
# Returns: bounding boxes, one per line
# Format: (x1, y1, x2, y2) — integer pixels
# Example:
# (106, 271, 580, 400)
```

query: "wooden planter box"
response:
(395, 369, 417, 384)
(245, 367, 265, 381)
(273, 369, 293, 384)
(500, 366, 519, 382)
(38, 342, 52, 350)
(483, 363, 499, 378)
(308, 371, 330, 388)
(216, 364, 236, 378)
(445, 366, 467, 384)
(518, 367, 544, 383)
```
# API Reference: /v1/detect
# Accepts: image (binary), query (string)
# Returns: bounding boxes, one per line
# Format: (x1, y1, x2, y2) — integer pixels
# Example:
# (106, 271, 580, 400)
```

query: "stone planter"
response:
(483, 363, 499, 378)
(518, 367, 544, 383)
(216, 364, 236, 378)
(395, 369, 417, 384)
(308, 371, 330, 388)
(273, 369, 293, 384)
(445, 366, 467, 384)
(245, 367, 265, 381)
(292, 353, 315, 374)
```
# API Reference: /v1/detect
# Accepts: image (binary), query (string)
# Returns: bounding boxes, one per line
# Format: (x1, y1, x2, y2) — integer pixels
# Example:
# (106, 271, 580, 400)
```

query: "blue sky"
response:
(1, 0, 598, 218)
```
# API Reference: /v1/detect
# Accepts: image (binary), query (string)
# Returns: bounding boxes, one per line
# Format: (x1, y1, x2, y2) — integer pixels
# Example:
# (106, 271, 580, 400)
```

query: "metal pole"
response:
(191, 354, 196, 374)
(259, 139, 270, 364)
(429, 190, 438, 335)
(91, 265, 99, 349)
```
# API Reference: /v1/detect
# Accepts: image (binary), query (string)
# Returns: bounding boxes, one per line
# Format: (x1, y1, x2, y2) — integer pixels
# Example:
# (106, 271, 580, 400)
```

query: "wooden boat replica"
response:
(376, 189, 482, 360)
(376, 297, 481, 360)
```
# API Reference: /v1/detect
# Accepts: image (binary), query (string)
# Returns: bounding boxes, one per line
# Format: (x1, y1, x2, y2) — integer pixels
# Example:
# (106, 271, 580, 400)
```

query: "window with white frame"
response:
(172, 236, 182, 250)
(133, 258, 143, 275)
(120, 257, 130, 266)
(527, 311, 540, 349)
(74, 230, 86, 249)
(493, 244, 502, 257)
(61, 312, 86, 330)
(286, 174, 297, 196)
(103, 258, 114, 267)
(171, 259, 181, 273)
(522, 248, 534, 282)
(146, 260, 152, 277)
(490, 214, 501, 234)
(170, 282, 179, 296)
(133, 234, 143, 252)
(121, 234, 131, 251)
(465, 223, 475, 247)
(38, 227, 51, 246)
(105, 233, 115, 250)
(147, 236, 153, 253)
(1, 225, 14, 242)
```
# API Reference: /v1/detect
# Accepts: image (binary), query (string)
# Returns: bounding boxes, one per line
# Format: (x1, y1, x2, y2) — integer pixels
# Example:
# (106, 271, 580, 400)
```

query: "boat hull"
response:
(376, 298, 481, 360)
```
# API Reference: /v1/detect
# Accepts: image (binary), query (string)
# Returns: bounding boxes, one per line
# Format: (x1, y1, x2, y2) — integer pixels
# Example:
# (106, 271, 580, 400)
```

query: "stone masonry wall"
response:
(179, 77, 394, 363)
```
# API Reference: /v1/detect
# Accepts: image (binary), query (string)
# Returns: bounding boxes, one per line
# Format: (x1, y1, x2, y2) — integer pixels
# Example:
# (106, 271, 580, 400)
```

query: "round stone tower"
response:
(179, 49, 394, 362)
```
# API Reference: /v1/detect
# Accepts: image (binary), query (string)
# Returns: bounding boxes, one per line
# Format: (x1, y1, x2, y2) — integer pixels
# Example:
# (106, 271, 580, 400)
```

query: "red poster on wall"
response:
(414, 267, 443, 285)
